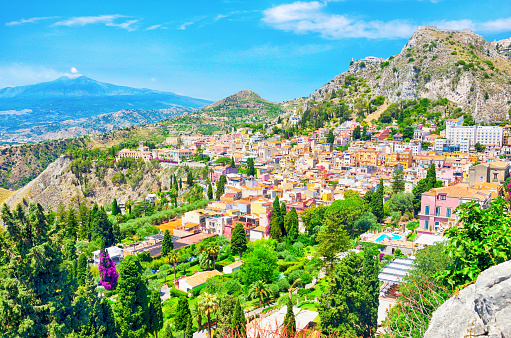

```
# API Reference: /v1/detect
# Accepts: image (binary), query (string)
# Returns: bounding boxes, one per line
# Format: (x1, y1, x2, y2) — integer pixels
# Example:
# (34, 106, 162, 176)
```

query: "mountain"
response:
(0, 76, 212, 142)
(306, 26, 511, 123)
(163, 90, 285, 135)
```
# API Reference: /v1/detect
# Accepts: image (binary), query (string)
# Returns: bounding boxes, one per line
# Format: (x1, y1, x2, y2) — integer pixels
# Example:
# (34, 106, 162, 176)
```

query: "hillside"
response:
(163, 90, 285, 134)
(306, 26, 511, 123)
(0, 76, 211, 142)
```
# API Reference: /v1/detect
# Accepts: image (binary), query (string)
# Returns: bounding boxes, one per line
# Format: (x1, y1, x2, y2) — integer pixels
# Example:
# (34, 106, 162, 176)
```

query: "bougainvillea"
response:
(99, 249, 119, 290)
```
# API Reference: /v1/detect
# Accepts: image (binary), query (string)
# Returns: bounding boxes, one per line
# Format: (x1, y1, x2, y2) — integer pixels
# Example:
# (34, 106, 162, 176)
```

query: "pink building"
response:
(418, 184, 491, 236)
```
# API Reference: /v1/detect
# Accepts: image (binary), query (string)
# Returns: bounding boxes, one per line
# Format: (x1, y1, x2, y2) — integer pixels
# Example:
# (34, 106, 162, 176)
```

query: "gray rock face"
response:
(424, 260, 511, 338)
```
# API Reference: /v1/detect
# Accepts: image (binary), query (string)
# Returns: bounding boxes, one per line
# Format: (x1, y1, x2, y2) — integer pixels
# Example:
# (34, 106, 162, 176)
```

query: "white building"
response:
(446, 125, 503, 147)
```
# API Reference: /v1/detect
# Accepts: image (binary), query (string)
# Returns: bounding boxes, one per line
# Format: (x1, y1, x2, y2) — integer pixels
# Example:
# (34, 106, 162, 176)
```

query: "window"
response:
(435, 206, 441, 216)
(435, 221, 439, 229)
(440, 194, 446, 200)
(493, 173, 498, 181)
(424, 220, 429, 230)
(446, 208, 451, 218)
(425, 205, 430, 215)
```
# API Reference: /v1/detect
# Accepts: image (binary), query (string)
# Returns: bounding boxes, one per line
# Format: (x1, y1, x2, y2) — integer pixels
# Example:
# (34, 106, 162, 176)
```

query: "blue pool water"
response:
(375, 234, 403, 243)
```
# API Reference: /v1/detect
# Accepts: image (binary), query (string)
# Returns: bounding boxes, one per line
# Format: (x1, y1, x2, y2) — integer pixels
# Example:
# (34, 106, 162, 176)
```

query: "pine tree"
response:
(352, 125, 361, 140)
(231, 299, 246, 337)
(161, 230, 174, 257)
(76, 253, 88, 286)
(231, 222, 247, 257)
(392, 165, 405, 194)
(283, 296, 296, 338)
(66, 207, 79, 240)
(91, 299, 118, 338)
(185, 315, 193, 338)
(91, 207, 117, 247)
(175, 297, 191, 338)
(148, 291, 164, 338)
(207, 183, 213, 200)
(115, 255, 150, 337)
(111, 198, 121, 216)
(0, 203, 74, 337)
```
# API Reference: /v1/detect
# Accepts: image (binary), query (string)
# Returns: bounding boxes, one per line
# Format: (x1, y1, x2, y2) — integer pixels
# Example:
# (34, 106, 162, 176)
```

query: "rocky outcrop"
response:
(307, 26, 511, 123)
(424, 260, 511, 338)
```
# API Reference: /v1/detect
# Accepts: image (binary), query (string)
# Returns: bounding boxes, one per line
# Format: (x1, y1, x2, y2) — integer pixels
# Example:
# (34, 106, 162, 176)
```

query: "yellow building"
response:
(356, 148, 380, 166)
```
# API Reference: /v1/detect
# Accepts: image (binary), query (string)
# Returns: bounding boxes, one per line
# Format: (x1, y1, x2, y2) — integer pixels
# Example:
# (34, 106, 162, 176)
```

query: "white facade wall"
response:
(446, 125, 503, 147)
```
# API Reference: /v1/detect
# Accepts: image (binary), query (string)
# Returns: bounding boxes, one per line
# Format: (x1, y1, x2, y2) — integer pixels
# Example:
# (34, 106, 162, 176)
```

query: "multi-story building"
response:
(468, 161, 510, 187)
(356, 148, 380, 166)
(417, 184, 492, 235)
(446, 125, 503, 147)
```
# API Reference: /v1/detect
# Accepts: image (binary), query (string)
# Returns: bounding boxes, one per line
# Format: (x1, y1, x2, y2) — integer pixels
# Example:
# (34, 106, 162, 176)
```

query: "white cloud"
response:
(0, 64, 78, 88)
(5, 16, 57, 26)
(146, 24, 165, 31)
(262, 1, 415, 39)
(52, 15, 139, 31)
(151, 78, 156, 82)
(71, 67, 78, 74)
(432, 17, 511, 33)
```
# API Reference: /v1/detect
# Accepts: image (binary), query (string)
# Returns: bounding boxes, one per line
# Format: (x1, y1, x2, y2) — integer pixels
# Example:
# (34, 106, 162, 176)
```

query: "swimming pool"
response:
(375, 234, 403, 243)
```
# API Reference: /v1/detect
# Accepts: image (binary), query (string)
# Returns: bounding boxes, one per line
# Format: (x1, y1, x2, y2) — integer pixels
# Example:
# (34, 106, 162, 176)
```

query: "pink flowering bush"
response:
(379, 252, 385, 261)
(99, 250, 118, 290)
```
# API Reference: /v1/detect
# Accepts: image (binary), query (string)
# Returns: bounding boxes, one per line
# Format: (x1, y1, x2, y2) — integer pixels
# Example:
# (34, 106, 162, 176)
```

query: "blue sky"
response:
(1, 0, 511, 102)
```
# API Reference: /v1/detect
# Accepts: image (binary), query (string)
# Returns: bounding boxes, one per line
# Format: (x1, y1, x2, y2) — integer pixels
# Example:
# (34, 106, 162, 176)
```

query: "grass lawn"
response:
(299, 303, 319, 311)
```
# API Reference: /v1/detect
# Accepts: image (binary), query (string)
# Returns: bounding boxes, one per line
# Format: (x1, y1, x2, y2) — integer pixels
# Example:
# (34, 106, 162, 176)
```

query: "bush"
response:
(224, 279, 242, 295)
(169, 288, 187, 298)
(276, 242, 287, 252)
(277, 277, 291, 291)
(268, 283, 280, 298)
(287, 269, 304, 284)
(300, 272, 313, 286)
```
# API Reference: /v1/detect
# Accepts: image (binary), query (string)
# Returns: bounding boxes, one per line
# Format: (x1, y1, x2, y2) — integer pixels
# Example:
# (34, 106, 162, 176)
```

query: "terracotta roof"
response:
(424, 185, 490, 201)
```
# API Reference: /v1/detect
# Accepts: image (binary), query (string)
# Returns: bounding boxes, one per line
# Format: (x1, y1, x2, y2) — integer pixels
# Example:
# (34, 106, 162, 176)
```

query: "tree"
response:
(148, 291, 164, 338)
(388, 192, 414, 215)
(327, 129, 335, 143)
(191, 298, 204, 331)
(392, 165, 405, 194)
(344, 189, 359, 199)
(284, 208, 299, 242)
(230, 157, 236, 168)
(231, 298, 246, 337)
(161, 230, 174, 257)
(316, 199, 361, 268)
(168, 251, 181, 284)
(240, 244, 278, 285)
(185, 316, 193, 338)
(354, 212, 379, 232)
(370, 179, 384, 222)
(111, 198, 121, 216)
(115, 255, 150, 337)
(412, 165, 441, 214)
(216, 175, 227, 200)
(352, 125, 361, 140)
(248, 280, 270, 305)
(359, 246, 379, 337)
(90, 206, 118, 247)
(270, 214, 282, 241)
(0, 203, 74, 337)
(186, 171, 194, 187)
(246, 158, 256, 177)
(301, 205, 327, 240)
(175, 298, 191, 337)
(215, 295, 236, 337)
(76, 253, 88, 286)
(474, 142, 486, 152)
(207, 183, 213, 200)
(90, 299, 118, 338)
(283, 296, 296, 338)
(99, 249, 119, 290)
(201, 293, 219, 338)
(231, 222, 247, 257)
(361, 125, 368, 140)
(206, 244, 220, 270)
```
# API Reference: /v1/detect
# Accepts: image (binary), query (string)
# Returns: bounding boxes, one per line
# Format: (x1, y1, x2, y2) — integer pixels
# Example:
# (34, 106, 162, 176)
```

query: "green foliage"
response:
(388, 192, 414, 215)
(231, 299, 246, 337)
(161, 230, 173, 257)
(284, 208, 299, 243)
(77, 253, 87, 286)
(283, 297, 296, 337)
(174, 297, 191, 332)
(392, 165, 405, 193)
(301, 205, 327, 240)
(370, 179, 384, 222)
(438, 198, 511, 288)
(231, 222, 248, 257)
(215, 295, 237, 337)
(148, 291, 164, 337)
(216, 175, 227, 200)
(240, 244, 278, 285)
(115, 255, 150, 337)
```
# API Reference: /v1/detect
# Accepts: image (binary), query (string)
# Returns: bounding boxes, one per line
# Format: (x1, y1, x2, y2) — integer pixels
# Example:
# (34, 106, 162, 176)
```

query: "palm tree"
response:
(168, 250, 180, 284)
(191, 298, 205, 331)
(249, 280, 269, 306)
(206, 244, 220, 270)
(201, 293, 219, 338)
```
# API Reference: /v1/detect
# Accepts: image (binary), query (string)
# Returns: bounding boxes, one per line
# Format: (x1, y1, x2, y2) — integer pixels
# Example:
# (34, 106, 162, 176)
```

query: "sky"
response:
(1, 0, 511, 102)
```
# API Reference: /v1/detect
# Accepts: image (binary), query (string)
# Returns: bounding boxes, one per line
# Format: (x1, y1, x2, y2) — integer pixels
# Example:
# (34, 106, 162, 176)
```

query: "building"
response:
(117, 148, 153, 161)
(92, 246, 124, 265)
(177, 270, 222, 293)
(445, 125, 503, 147)
(417, 184, 492, 235)
(356, 148, 380, 166)
(468, 161, 510, 187)
(223, 261, 243, 274)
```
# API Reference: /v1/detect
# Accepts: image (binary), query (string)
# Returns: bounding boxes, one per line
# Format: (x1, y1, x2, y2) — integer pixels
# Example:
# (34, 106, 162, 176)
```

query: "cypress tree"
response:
(111, 198, 121, 216)
(216, 175, 226, 200)
(283, 296, 296, 338)
(91, 299, 118, 338)
(161, 230, 173, 257)
(285, 208, 299, 243)
(230, 157, 236, 168)
(207, 183, 213, 200)
(186, 171, 194, 187)
(76, 253, 87, 286)
(231, 299, 246, 337)
(370, 179, 384, 222)
(185, 315, 193, 338)
(359, 246, 379, 337)
(327, 129, 335, 143)
(66, 208, 79, 240)
(231, 222, 247, 257)
(270, 214, 282, 242)
(175, 297, 191, 337)
(392, 165, 405, 194)
(115, 255, 150, 337)
(148, 291, 164, 338)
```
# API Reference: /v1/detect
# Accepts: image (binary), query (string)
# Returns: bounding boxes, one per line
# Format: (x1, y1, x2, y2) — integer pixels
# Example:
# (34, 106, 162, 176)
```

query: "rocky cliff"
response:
(308, 26, 511, 123)
(424, 260, 511, 338)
